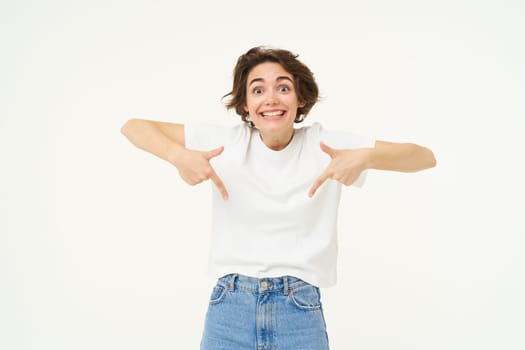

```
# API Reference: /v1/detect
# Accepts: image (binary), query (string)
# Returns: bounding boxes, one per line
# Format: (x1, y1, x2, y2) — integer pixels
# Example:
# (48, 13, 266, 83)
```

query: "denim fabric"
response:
(200, 274, 330, 350)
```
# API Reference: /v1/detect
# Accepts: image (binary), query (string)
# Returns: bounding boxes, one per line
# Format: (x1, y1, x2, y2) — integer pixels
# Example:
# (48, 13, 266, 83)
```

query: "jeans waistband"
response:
(218, 273, 310, 295)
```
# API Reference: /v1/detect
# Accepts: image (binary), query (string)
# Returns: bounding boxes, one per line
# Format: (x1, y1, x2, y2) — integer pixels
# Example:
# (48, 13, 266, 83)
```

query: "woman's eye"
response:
(279, 86, 290, 92)
(253, 88, 263, 94)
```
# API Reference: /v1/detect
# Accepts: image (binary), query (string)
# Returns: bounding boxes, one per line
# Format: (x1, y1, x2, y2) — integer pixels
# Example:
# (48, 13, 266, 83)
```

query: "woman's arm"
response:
(120, 119, 229, 200)
(368, 141, 436, 172)
(309, 141, 436, 197)
(120, 119, 185, 163)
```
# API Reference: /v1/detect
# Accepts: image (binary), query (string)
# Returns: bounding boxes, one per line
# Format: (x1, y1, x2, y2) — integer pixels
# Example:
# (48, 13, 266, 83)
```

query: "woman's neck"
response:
(259, 128, 295, 151)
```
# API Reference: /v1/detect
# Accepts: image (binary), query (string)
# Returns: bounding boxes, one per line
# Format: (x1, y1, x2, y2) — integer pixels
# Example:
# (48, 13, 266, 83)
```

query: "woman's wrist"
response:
(361, 147, 375, 171)
(166, 142, 186, 167)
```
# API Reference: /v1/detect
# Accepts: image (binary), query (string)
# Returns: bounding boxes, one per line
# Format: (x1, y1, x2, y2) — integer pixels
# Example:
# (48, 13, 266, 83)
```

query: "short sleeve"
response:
(314, 122, 376, 188)
(184, 123, 230, 151)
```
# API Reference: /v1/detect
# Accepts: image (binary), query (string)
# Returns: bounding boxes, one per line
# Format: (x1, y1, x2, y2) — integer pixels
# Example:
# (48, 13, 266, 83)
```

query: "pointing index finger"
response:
(308, 171, 330, 198)
(209, 169, 229, 200)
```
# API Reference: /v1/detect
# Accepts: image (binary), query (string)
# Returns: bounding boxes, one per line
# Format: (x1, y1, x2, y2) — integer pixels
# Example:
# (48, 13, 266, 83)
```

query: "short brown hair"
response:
(224, 46, 319, 125)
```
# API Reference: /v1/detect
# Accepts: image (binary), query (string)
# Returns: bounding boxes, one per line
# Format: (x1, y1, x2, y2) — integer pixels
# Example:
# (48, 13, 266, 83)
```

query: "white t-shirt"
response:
(185, 122, 375, 287)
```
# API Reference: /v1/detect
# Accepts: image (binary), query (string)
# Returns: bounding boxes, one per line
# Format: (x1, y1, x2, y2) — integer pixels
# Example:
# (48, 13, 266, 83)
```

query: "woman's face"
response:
(243, 62, 304, 148)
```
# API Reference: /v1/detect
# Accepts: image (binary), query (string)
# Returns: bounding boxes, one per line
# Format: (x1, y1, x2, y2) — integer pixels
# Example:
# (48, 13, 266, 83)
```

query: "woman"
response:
(121, 46, 436, 350)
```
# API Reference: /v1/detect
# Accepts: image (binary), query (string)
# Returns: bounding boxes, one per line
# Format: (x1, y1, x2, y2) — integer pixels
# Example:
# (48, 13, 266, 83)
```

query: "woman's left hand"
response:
(308, 142, 371, 197)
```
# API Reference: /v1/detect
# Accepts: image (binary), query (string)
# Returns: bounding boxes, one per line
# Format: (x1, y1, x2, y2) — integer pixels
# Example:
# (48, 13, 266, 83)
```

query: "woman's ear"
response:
(299, 102, 306, 108)
(243, 105, 249, 112)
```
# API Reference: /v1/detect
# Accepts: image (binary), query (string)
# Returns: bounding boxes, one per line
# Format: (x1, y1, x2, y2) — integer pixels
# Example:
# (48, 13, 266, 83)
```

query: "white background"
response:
(2, 0, 524, 349)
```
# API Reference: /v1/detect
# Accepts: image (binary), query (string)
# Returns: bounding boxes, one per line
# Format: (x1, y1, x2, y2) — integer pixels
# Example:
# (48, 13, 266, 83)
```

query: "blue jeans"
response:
(200, 274, 330, 350)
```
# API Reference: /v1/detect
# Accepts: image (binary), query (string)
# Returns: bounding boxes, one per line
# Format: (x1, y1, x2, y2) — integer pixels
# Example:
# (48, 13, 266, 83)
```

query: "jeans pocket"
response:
(289, 284, 322, 311)
(209, 284, 228, 305)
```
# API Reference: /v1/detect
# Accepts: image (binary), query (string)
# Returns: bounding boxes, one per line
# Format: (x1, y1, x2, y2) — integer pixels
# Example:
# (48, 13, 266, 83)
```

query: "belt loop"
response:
(228, 274, 237, 292)
(284, 276, 289, 295)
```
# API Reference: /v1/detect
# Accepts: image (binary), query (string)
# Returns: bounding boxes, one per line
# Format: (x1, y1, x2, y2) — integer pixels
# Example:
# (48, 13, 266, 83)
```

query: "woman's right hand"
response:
(121, 119, 229, 200)
(168, 145, 229, 200)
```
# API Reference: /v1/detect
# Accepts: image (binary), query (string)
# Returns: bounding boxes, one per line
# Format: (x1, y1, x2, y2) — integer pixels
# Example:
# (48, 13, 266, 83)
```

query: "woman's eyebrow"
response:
(276, 76, 293, 83)
(248, 76, 293, 86)
(248, 77, 264, 86)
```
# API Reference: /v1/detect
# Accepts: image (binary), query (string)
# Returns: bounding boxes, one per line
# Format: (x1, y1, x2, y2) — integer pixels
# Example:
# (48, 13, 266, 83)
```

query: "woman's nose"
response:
(265, 91, 278, 105)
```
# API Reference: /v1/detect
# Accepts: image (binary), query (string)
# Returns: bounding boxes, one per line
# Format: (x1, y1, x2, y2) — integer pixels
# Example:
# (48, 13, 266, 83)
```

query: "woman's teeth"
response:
(261, 111, 285, 118)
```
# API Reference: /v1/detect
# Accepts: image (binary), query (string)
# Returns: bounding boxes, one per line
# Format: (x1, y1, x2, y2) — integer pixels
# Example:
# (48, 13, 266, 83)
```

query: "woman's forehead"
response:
(247, 62, 293, 84)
